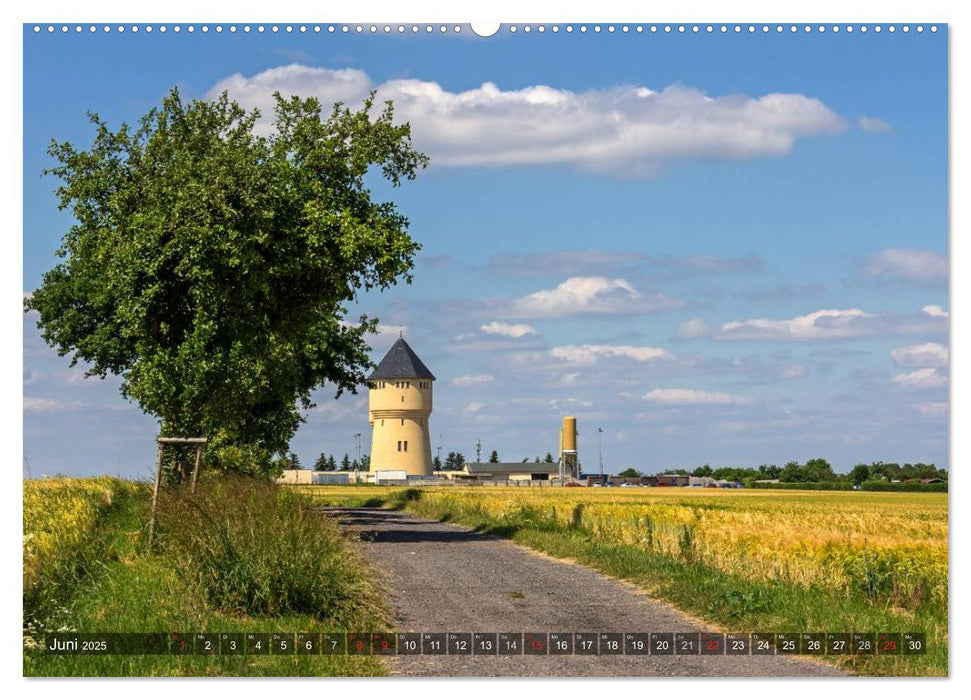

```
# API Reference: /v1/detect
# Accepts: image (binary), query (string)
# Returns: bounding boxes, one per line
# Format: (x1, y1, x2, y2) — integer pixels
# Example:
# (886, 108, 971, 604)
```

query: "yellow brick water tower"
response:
(367, 338, 435, 476)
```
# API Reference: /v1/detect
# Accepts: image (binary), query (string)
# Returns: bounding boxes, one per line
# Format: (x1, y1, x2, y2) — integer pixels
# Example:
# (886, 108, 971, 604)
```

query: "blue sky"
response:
(22, 25, 948, 478)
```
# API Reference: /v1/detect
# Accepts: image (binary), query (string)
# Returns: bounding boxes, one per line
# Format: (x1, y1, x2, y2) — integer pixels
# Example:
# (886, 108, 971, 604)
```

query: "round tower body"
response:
(368, 378, 434, 475)
(365, 338, 436, 477)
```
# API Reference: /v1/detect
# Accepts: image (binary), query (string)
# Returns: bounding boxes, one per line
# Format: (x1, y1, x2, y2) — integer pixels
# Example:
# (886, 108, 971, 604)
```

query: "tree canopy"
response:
(26, 88, 427, 475)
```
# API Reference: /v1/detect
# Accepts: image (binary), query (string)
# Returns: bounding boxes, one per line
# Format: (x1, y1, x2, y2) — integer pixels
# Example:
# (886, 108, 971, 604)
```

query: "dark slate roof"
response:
(368, 338, 436, 381)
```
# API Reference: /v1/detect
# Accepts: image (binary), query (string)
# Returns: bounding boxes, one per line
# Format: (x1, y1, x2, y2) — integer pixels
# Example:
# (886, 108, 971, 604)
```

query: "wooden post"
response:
(147, 441, 165, 546)
(191, 444, 203, 493)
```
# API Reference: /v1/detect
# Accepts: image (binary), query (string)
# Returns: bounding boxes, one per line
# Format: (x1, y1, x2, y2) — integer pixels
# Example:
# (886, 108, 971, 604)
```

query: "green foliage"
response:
(204, 431, 288, 478)
(543, 452, 554, 463)
(618, 468, 641, 478)
(488, 450, 499, 463)
(157, 476, 385, 625)
(26, 88, 428, 471)
(749, 481, 855, 491)
(861, 481, 947, 493)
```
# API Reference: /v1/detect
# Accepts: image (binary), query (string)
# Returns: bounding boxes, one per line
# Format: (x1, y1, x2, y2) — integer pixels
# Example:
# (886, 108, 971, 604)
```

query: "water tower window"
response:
(397, 440, 402, 452)
(403, 441, 408, 452)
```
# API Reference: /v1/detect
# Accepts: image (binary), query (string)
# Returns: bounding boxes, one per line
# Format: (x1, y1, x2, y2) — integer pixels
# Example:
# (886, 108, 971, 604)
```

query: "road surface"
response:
(324, 507, 845, 678)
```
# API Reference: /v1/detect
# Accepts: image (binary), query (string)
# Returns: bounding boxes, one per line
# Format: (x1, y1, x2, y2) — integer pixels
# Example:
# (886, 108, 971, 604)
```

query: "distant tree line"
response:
(650, 458, 946, 486)
(285, 452, 371, 472)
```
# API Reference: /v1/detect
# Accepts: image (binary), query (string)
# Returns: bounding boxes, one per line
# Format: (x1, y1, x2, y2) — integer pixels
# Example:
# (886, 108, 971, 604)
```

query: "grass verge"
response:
(24, 477, 387, 677)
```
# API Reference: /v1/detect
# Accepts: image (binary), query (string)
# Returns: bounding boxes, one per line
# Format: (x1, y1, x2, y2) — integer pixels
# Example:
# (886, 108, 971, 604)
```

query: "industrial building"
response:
(462, 462, 561, 482)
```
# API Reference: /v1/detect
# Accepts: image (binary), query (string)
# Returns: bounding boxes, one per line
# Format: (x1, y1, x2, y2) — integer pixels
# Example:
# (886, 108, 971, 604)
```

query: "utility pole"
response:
(476, 438, 482, 464)
(598, 427, 604, 480)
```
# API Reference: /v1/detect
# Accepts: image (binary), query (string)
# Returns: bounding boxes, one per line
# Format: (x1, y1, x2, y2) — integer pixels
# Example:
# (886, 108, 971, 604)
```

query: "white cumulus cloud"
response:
(550, 344, 675, 365)
(641, 388, 752, 406)
(719, 308, 875, 341)
(480, 321, 537, 338)
(675, 318, 712, 339)
(509, 277, 681, 318)
(23, 397, 86, 413)
(863, 248, 947, 283)
(890, 342, 948, 368)
(208, 64, 846, 176)
(914, 402, 947, 417)
(892, 368, 947, 390)
(686, 307, 946, 342)
(922, 304, 948, 318)
(857, 115, 892, 133)
(451, 374, 496, 388)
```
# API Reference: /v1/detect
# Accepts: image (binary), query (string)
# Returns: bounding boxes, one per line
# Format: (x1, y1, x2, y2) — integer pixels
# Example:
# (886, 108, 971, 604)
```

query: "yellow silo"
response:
(559, 415, 579, 479)
(367, 338, 435, 476)
(561, 416, 577, 455)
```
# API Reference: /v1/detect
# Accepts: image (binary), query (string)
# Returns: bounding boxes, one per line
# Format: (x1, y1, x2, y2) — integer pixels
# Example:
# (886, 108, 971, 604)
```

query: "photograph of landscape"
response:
(22, 19, 948, 680)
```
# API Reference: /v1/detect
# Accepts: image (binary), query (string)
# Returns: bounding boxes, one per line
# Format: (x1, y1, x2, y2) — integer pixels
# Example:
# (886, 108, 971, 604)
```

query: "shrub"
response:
(156, 476, 386, 628)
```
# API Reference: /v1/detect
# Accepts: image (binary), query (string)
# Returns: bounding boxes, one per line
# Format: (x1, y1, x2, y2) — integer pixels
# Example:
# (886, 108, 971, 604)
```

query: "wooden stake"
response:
(191, 444, 203, 493)
(147, 441, 165, 546)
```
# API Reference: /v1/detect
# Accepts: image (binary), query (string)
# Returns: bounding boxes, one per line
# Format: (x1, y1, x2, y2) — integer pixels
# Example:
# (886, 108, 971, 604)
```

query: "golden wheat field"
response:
(23, 477, 138, 592)
(303, 486, 948, 611)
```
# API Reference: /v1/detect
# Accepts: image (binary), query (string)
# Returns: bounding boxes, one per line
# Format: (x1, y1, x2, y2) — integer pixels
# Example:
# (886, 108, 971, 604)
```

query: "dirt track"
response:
(324, 507, 845, 677)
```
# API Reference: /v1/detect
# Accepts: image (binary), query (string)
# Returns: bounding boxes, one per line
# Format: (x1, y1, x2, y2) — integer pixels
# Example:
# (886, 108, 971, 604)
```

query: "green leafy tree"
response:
(286, 451, 302, 470)
(340, 453, 351, 471)
(618, 468, 641, 478)
(779, 460, 805, 482)
(350, 458, 360, 471)
(326, 455, 337, 471)
(692, 464, 713, 477)
(543, 452, 554, 463)
(360, 454, 370, 471)
(804, 458, 836, 482)
(25, 88, 428, 476)
(488, 450, 499, 463)
(313, 453, 328, 471)
(849, 463, 870, 485)
(432, 455, 442, 471)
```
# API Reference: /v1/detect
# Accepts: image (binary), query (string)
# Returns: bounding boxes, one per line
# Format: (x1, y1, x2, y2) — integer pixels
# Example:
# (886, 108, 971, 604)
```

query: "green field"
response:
(300, 485, 948, 677)
(23, 476, 387, 677)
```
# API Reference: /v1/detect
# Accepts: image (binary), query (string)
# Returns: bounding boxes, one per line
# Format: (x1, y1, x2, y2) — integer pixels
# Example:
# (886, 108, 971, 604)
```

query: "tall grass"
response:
(23, 477, 146, 649)
(156, 476, 387, 629)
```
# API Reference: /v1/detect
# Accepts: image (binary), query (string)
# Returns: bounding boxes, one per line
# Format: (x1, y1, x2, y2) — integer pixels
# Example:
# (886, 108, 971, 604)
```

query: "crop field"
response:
(23, 476, 140, 594)
(301, 485, 948, 676)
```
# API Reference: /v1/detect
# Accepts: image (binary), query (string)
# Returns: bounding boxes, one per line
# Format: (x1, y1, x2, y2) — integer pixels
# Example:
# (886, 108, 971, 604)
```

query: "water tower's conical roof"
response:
(368, 338, 436, 381)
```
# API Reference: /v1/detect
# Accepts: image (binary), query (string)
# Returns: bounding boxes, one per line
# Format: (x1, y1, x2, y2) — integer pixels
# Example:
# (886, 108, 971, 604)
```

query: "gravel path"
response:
(324, 507, 845, 678)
